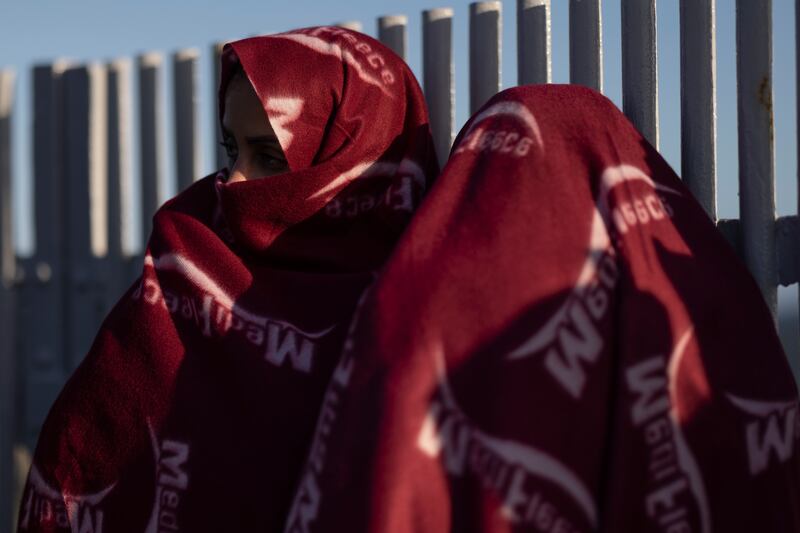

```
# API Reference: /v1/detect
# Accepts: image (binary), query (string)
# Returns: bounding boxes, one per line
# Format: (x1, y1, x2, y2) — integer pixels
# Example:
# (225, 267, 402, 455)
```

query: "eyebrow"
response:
(220, 128, 280, 146)
(245, 135, 280, 145)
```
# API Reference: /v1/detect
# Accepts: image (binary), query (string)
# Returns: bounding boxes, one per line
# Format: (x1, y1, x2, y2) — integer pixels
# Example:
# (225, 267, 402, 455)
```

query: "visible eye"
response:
(219, 139, 238, 165)
(258, 152, 288, 170)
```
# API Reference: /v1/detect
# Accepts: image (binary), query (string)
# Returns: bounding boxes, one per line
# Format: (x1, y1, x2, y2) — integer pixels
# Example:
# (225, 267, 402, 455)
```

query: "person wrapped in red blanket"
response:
(17, 27, 437, 532)
(286, 85, 800, 532)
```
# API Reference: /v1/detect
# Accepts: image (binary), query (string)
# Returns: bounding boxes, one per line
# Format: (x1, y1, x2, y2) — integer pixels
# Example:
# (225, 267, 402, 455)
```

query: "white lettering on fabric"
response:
(275, 27, 396, 96)
(611, 194, 674, 235)
(453, 127, 535, 158)
(507, 165, 682, 400)
(416, 349, 597, 531)
(284, 378, 347, 533)
(726, 393, 800, 476)
(324, 175, 417, 219)
(624, 329, 711, 533)
(159, 441, 189, 491)
(135, 253, 334, 374)
(312, 157, 426, 209)
(19, 465, 114, 533)
(283, 345, 357, 533)
(309, 26, 396, 85)
(456, 100, 544, 151)
(283, 288, 369, 533)
(596, 165, 679, 236)
(541, 292, 607, 399)
(506, 234, 618, 400)
(627, 357, 671, 426)
(145, 423, 191, 533)
(264, 324, 315, 373)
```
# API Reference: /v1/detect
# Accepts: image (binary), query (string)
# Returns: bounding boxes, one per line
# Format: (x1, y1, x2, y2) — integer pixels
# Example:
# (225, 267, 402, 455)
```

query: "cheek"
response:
(259, 163, 289, 178)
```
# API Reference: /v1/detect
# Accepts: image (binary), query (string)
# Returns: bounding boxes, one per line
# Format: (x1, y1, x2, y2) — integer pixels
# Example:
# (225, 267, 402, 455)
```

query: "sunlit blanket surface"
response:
(17, 27, 438, 532)
(285, 85, 800, 533)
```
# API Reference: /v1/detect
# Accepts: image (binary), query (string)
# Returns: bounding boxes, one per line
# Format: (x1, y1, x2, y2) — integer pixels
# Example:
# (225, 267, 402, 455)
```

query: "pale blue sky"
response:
(1, 0, 798, 321)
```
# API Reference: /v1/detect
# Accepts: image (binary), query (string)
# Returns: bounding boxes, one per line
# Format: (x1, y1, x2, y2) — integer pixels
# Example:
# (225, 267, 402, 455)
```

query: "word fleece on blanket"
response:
(17, 26, 438, 533)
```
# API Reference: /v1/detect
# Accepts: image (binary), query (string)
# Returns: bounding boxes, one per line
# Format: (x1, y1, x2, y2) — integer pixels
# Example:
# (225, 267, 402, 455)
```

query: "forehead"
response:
(222, 74, 274, 135)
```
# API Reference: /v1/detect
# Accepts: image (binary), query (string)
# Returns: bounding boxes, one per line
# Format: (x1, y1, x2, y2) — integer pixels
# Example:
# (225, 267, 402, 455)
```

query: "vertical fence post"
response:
(423, 8, 455, 167)
(797, 0, 800, 354)
(138, 53, 164, 250)
(107, 59, 135, 302)
(378, 15, 408, 61)
(621, 0, 658, 148)
(212, 43, 226, 173)
(736, 0, 777, 316)
(0, 72, 13, 293)
(19, 62, 70, 449)
(174, 49, 200, 193)
(680, 0, 717, 220)
(517, 0, 552, 85)
(0, 68, 15, 533)
(569, 0, 603, 92)
(335, 21, 363, 32)
(470, 2, 502, 114)
(63, 64, 108, 371)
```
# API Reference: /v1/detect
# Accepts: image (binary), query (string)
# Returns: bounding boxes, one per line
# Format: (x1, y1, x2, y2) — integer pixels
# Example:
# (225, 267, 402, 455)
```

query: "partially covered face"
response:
(221, 72, 290, 182)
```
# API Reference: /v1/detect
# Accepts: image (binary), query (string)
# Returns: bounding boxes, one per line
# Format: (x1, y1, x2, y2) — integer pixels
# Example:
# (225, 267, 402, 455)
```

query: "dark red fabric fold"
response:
(18, 27, 437, 532)
(286, 85, 800, 533)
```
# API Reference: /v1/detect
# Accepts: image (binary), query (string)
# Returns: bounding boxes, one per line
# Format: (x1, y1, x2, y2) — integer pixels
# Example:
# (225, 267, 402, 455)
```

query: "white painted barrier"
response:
(680, 0, 717, 220)
(378, 15, 408, 60)
(569, 0, 602, 91)
(469, 2, 502, 114)
(138, 52, 165, 249)
(621, 0, 658, 148)
(517, 0, 551, 85)
(736, 0, 777, 313)
(0, 68, 15, 533)
(423, 7, 455, 167)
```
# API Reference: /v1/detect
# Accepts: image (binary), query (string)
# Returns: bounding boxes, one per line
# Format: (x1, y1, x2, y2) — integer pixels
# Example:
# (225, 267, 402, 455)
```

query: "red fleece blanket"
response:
(18, 27, 437, 532)
(285, 85, 800, 533)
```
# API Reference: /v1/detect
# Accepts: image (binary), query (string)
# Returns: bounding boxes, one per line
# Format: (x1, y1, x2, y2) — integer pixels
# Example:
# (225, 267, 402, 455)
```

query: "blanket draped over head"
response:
(18, 27, 437, 532)
(285, 85, 800, 533)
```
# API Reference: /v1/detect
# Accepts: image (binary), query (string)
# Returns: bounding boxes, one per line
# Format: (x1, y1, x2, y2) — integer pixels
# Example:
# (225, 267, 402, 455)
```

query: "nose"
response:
(227, 159, 249, 183)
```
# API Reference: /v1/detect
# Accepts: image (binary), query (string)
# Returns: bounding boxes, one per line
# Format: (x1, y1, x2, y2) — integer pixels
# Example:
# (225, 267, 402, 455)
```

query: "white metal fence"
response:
(0, 0, 797, 530)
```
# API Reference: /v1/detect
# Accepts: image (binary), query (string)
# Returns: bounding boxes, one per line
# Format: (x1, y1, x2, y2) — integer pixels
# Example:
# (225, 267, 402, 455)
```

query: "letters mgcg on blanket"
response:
(286, 85, 800, 533)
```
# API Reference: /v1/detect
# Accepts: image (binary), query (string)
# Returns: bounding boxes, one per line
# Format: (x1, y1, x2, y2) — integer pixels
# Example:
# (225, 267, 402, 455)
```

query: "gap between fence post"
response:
(22, 61, 71, 447)
(174, 49, 200, 194)
(62, 63, 109, 372)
